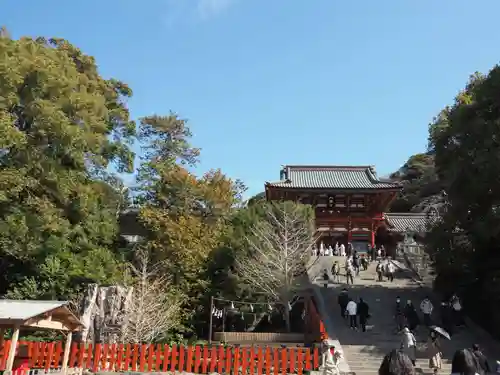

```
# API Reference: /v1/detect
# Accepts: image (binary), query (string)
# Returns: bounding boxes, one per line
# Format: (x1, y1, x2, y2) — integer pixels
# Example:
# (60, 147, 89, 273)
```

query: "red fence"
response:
(0, 341, 320, 374)
(307, 297, 328, 341)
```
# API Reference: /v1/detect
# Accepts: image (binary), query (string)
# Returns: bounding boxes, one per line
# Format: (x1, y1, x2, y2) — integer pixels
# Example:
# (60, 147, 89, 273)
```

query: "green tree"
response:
(247, 192, 266, 206)
(0, 33, 134, 298)
(389, 153, 441, 213)
(427, 67, 500, 335)
(135, 114, 245, 334)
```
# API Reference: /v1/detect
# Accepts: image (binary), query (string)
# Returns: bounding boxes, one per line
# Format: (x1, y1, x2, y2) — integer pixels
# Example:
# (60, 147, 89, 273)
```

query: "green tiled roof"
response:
(384, 213, 429, 233)
(266, 165, 401, 190)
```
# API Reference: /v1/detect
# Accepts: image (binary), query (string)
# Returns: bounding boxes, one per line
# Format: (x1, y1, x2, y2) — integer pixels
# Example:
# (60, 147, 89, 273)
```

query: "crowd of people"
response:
(322, 250, 393, 286)
(336, 288, 371, 332)
(312, 241, 348, 257)
(391, 294, 492, 374)
(378, 345, 495, 375)
(318, 254, 497, 374)
(312, 241, 388, 259)
(323, 287, 496, 374)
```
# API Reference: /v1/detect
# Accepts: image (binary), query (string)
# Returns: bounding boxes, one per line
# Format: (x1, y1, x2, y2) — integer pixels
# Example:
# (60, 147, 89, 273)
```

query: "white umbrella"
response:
(430, 325, 451, 340)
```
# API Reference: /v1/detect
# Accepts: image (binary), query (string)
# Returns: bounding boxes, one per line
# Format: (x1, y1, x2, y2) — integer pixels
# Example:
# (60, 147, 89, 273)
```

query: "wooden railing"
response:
(0, 341, 320, 374)
(308, 296, 328, 341)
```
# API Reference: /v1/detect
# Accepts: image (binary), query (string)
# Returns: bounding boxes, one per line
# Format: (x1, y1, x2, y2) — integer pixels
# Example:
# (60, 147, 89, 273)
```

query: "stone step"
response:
(308, 256, 498, 375)
(342, 349, 462, 361)
(345, 359, 453, 368)
(346, 368, 452, 375)
(350, 362, 451, 374)
(342, 349, 454, 359)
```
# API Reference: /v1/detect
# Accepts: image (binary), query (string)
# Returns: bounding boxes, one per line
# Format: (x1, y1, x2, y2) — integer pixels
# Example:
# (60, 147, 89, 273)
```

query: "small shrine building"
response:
(265, 165, 429, 255)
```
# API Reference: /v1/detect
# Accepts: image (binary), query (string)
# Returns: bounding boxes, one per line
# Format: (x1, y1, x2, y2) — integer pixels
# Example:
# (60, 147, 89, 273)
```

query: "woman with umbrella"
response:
(427, 328, 447, 374)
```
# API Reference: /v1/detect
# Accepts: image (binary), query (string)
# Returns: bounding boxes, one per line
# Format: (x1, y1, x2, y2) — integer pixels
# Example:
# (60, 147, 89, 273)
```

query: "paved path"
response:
(307, 256, 498, 375)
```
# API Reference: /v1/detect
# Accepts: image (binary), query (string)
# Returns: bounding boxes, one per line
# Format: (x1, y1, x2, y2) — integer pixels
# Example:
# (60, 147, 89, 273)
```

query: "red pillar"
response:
(347, 218, 352, 242)
(370, 219, 377, 248)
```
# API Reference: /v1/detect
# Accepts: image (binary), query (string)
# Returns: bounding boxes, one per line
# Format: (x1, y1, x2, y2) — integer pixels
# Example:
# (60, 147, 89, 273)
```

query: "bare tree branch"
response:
(236, 201, 319, 331)
(67, 293, 83, 317)
(122, 247, 183, 343)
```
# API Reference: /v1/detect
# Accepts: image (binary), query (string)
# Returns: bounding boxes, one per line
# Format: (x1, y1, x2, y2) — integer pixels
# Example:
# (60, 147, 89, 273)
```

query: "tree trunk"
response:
(79, 284, 98, 343)
(283, 302, 291, 333)
(246, 312, 267, 332)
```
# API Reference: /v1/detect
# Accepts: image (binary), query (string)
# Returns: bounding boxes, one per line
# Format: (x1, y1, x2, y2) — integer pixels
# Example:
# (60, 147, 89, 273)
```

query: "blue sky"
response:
(4, 0, 500, 198)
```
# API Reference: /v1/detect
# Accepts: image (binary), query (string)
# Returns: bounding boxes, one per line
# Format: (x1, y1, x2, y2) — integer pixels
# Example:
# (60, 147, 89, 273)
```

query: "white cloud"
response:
(196, 0, 235, 20)
(163, 0, 236, 26)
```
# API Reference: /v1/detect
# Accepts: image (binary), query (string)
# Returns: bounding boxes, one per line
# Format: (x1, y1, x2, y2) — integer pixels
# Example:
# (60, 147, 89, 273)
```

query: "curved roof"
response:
(0, 300, 81, 331)
(266, 165, 401, 190)
(384, 213, 429, 233)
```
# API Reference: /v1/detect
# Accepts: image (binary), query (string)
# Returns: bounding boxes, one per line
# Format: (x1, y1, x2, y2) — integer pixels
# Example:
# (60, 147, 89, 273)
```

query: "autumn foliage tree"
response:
(0, 31, 257, 339)
(135, 114, 245, 330)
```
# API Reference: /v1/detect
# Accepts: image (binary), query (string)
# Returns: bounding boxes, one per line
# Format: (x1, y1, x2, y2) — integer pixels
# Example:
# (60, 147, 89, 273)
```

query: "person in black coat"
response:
(451, 348, 482, 374)
(361, 256, 369, 271)
(357, 298, 370, 332)
(322, 268, 329, 288)
(394, 297, 405, 332)
(440, 301, 454, 336)
(338, 288, 349, 319)
(404, 300, 420, 332)
(471, 344, 491, 374)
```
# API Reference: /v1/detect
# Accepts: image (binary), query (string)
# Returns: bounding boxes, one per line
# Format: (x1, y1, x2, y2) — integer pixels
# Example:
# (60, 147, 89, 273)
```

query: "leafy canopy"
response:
(134, 114, 246, 330)
(426, 67, 500, 335)
(0, 34, 135, 298)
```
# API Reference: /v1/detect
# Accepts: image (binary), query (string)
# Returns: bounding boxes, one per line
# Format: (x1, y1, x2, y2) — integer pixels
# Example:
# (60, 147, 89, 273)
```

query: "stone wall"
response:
(395, 242, 432, 284)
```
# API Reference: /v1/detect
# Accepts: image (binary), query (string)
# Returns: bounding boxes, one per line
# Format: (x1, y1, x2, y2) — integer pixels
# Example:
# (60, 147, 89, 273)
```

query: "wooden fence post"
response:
(61, 332, 72, 371)
(5, 325, 20, 372)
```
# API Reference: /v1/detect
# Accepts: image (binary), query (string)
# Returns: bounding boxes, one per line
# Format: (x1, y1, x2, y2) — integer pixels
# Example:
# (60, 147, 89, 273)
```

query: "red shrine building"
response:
(264, 165, 429, 255)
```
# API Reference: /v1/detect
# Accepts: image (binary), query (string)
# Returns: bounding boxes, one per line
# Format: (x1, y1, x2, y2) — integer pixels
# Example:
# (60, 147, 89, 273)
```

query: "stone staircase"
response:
(308, 255, 495, 375)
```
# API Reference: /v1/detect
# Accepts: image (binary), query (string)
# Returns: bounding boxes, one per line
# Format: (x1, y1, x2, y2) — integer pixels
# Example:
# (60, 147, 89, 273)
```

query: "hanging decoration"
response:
(212, 307, 223, 318)
(211, 296, 305, 319)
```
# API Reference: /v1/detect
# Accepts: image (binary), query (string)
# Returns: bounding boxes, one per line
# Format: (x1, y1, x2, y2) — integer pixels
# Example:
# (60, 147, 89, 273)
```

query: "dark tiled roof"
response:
(266, 165, 401, 190)
(384, 213, 429, 233)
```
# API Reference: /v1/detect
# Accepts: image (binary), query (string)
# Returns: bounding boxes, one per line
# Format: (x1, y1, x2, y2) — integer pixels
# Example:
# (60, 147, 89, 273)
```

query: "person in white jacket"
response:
(346, 299, 357, 330)
(386, 261, 395, 282)
(400, 327, 417, 366)
(420, 296, 434, 326)
(340, 243, 346, 257)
